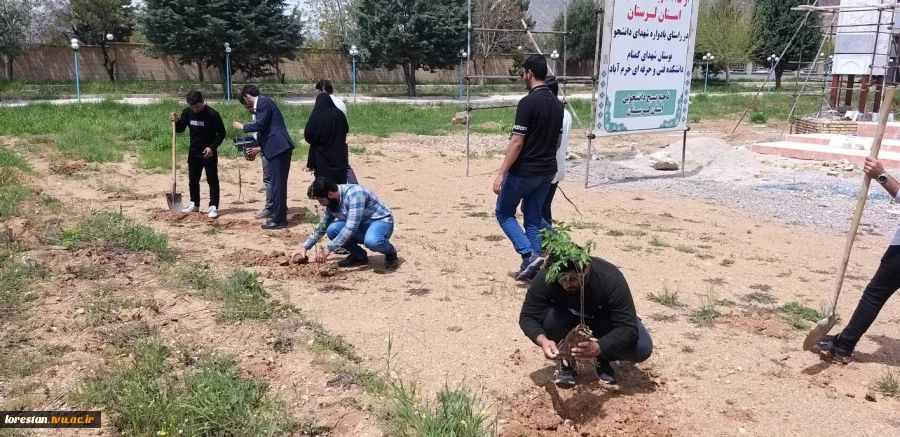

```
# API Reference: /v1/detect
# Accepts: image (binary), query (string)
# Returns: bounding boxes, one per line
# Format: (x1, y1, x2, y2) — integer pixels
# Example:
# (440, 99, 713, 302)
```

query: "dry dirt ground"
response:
(3, 118, 900, 436)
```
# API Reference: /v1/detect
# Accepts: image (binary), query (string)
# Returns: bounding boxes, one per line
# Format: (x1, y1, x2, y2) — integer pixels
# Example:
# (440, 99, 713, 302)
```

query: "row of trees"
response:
(0, 0, 823, 94)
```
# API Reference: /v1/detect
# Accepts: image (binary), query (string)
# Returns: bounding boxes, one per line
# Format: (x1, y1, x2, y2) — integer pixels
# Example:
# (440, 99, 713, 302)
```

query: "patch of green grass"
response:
(0, 149, 31, 173)
(649, 236, 670, 248)
(0, 249, 48, 325)
(875, 366, 900, 397)
(750, 112, 768, 124)
(0, 167, 33, 220)
(606, 229, 626, 237)
(742, 292, 777, 305)
(777, 302, 822, 330)
(61, 212, 175, 261)
(390, 381, 496, 437)
(648, 282, 684, 308)
(0, 348, 50, 378)
(78, 338, 297, 437)
(674, 244, 696, 254)
(690, 286, 722, 327)
(217, 270, 294, 323)
(349, 146, 367, 155)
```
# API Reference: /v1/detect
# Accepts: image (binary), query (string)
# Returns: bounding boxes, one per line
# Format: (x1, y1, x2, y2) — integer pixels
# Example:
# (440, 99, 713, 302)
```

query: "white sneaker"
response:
(207, 206, 219, 219)
(182, 202, 199, 213)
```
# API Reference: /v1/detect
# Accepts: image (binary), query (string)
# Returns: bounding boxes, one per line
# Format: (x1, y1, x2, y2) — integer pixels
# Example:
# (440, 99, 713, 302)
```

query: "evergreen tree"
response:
(752, 0, 821, 89)
(0, 0, 31, 80)
(551, 0, 600, 64)
(141, 0, 304, 86)
(356, 0, 466, 97)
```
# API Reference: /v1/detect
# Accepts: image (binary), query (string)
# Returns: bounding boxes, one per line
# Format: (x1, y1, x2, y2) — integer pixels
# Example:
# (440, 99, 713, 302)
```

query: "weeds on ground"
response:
(61, 212, 175, 261)
(299, 419, 332, 436)
(742, 292, 777, 305)
(649, 236, 669, 248)
(350, 146, 367, 155)
(78, 338, 296, 436)
(691, 286, 722, 327)
(390, 380, 496, 437)
(0, 167, 32, 220)
(648, 282, 684, 308)
(0, 249, 48, 325)
(607, 229, 626, 237)
(720, 258, 735, 267)
(674, 244, 696, 254)
(0, 149, 31, 173)
(875, 366, 900, 397)
(777, 302, 822, 330)
(175, 265, 294, 322)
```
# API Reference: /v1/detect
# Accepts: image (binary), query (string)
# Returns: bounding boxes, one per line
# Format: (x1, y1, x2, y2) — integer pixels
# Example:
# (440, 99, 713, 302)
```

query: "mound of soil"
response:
(225, 249, 338, 281)
(147, 210, 256, 230)
(49, 162, 85, 175)
(500, 386, 675, 437)
(0, 218, 40, 246)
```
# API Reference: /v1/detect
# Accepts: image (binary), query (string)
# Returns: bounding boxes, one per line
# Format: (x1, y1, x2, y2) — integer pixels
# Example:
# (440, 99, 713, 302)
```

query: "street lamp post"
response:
(767, 54, 779, 92)
(224, 43, 232, 102)
(70, 38, 81, 103)
(458, 49, 467, 101)
(702, 53, 715, 93)
(550, 50, 559, 75)
(349, 45, 359, 103)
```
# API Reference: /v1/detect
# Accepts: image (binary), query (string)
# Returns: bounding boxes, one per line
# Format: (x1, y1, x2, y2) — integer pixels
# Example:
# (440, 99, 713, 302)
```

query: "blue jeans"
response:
(326, 219, 395, 258)
(495, 173, 554, 255)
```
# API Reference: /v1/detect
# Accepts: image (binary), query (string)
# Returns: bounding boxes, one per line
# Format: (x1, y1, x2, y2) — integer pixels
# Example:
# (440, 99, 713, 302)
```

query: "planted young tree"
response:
(70, 0, 134, 81)
(0, 0, 31, 80)
(471, 0, 533, 85)
(551, 0, 600, 65)
(356, 0, 466, 97)
(695, 0, 757, 82)
(752, 0, 821, 89)
(142, 0, 304, 86)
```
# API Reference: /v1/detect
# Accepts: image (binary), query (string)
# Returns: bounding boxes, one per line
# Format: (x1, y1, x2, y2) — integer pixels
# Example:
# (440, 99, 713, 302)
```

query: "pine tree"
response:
(141, 0, 304, 86)
(551, 0, 600, 64)
(752, 0, 822, 89)
(356, 0, 466, 97)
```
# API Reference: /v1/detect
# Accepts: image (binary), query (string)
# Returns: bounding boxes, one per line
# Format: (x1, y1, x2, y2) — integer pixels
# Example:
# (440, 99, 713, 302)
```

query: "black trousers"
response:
(541, 306, 653, 363)
(267, 149, 293, 225)
(541, 182, 558, 226)
(187, 153, 219, 207)
(837, 245, 900, 351)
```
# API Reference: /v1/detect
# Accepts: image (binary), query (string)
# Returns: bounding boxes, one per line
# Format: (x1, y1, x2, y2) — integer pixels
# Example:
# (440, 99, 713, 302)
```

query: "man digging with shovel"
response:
(817, 157, 900, 363)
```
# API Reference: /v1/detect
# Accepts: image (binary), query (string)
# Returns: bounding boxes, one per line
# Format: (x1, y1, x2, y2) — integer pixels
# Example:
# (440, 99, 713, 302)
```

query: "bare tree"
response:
(0, 0, 31, 79)
(307, 0, 357, 50)
(471, 0, 531, 85)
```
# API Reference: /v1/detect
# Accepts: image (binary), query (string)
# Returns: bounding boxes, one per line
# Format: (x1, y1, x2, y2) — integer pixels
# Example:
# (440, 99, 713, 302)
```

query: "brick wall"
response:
(794, 117, 859, 135)
(0, 44, 590, 84)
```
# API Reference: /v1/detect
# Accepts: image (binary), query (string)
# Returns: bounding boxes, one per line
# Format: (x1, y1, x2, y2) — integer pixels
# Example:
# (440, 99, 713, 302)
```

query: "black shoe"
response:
(334, 247, 349, 255)
(261, 221, 286, 230)
(385, 251, 399, 271)
(337, 253, 369, 268)
(596, 359, 617, 384)
(515, 253, 545, 281)
(816, 334, 853, 364)
(554, 359, 577, 387)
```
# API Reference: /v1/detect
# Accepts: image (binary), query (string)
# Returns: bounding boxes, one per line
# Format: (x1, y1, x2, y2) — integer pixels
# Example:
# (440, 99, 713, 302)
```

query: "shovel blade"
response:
(166, 192, 183, 212)
(803, 315, 838, 350)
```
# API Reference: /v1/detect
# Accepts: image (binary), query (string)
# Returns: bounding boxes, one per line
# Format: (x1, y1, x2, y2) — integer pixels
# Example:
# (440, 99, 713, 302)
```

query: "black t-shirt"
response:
(510, 85, 563, 177)
(174, 106, 226, 154)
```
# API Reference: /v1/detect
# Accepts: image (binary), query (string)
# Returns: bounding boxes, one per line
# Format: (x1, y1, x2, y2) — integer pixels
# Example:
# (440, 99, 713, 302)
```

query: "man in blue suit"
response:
(233, 85, 295, 230)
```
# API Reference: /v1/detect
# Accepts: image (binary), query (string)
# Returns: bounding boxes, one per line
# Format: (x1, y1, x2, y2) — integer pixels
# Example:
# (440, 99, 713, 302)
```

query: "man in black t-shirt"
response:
(493, 55, 564, 281)
(170, 91, 226, 218)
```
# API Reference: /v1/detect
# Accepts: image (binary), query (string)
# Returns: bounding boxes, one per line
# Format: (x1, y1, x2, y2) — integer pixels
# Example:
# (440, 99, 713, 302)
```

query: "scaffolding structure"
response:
(462, 0, 604, 186)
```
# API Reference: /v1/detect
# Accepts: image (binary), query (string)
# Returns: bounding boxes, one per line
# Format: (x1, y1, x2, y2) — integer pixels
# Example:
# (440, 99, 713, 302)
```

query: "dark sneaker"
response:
(816, 334, 853, 364)
(337, 253, 369, 268)
(554, 359, 577, 387)
(261, 221, 286, 230)
(515, 253, 545, 281)
(385, 251, 399, 271)
(597, 359, 617, 384)
(255, 209, 274, 219)
(334, 247, 349, 255)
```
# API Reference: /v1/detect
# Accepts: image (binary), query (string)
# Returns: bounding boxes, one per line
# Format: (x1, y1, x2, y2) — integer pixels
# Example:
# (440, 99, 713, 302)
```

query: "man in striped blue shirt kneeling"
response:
(293, 177, 399, 270)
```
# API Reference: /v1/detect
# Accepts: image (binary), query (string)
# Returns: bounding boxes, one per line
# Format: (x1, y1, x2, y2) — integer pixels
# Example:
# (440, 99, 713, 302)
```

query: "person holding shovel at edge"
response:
(291, 177, 399, 271)
(170, 91, 226, 218)
(817, 157, 900, 363)
(519, 225, 653, 386)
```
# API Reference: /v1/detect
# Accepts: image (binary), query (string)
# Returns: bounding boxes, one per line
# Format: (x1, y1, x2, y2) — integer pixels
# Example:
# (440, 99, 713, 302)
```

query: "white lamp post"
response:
(550, 50, 559, 75)
(458, 49, 467, 101)
(767, 54, 780, 92)
(349, 45, 360, 103)
(224, 43, 232, 102)
(702, 53, 714, 93)
(70, 38, 81, 103)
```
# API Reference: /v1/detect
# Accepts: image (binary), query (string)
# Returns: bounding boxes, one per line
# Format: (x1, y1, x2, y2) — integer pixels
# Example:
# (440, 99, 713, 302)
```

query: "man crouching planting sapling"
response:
(519, 224, 653, 386)
(292, 177, 399, 271)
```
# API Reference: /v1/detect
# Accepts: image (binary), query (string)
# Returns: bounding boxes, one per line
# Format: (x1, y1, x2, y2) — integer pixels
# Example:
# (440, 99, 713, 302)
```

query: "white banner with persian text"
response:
(597, 0, 700, 136)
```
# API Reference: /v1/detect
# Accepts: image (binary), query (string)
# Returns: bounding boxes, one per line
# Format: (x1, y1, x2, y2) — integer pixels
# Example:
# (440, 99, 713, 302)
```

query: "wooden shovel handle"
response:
(171, 121, 177, 192)
(825, 85, 896, 317)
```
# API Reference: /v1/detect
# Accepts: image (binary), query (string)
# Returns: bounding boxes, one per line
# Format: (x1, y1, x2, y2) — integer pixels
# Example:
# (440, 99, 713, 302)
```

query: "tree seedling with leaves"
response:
(540, 223, 596, 371)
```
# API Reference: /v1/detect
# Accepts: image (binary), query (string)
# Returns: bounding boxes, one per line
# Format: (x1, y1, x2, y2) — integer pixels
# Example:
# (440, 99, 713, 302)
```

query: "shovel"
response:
(165, 121, 183, 212)
(803, 85, 896, 351)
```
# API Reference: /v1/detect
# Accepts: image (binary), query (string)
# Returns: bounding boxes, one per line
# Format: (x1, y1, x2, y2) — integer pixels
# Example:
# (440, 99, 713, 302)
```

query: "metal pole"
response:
(459, 56, 464, 101)
(681, 128, 689, 177)
(74, 51, 81, 103)
(225, 52, 231, 102)
(704, 59, 709, 93)
(352, 56, 357, 103)
(585, 5, 602, 188)
(465, 0, 472, 176)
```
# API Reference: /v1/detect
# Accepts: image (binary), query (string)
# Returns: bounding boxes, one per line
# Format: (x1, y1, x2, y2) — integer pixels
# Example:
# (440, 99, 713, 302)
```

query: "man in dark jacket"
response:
(519, 256, 653, 386)
(170, 91, 226, 218)
(234, 85, 295, 229)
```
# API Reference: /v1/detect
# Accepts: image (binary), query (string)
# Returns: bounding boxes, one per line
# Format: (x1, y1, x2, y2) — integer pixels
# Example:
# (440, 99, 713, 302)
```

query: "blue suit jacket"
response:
(242, 95, 295, 159)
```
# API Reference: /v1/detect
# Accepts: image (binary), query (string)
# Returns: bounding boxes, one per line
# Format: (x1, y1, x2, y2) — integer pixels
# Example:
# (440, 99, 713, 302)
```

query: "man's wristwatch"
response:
(877, 173, 889, 185)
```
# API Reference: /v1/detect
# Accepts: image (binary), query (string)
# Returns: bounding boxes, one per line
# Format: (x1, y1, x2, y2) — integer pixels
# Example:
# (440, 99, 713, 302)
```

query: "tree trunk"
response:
(402, 61, 417, 97)
(101, 43, 116, 81)
(724, 67, 730, 83)
(6, 56, 13, 80)
(197, 62, 205, 82)
(218, 58, 228, 98)
(775, 69, 783, 90)
(475, 57, 485, 86)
